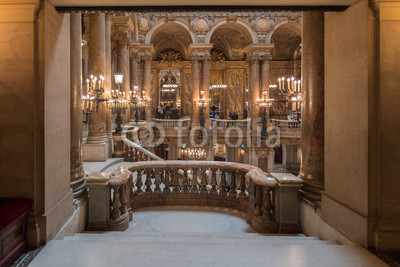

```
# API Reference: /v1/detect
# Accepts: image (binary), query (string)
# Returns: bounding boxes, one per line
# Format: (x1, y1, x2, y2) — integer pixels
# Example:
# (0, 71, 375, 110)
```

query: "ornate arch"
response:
(266, 18, 301, 44)
(205, 18, 258, 44)
(145, 19, 196, 44)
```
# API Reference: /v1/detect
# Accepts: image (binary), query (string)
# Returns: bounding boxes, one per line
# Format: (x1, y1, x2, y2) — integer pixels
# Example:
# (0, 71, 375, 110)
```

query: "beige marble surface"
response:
(30, 205, 386, 267)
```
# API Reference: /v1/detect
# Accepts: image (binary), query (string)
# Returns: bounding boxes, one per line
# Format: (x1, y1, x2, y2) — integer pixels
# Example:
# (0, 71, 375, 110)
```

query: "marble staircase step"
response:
(29, 239, 386, 267)
(63, 232, 334, 245)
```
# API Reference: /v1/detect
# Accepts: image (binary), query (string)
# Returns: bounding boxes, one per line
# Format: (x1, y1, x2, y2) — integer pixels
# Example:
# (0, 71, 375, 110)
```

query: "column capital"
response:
(111, 15, 134, 34)
(188, 44, 213, 60)
(129, 40, 141, 52)
(244, 44, 274, 61)
(138, 44, 154, 61)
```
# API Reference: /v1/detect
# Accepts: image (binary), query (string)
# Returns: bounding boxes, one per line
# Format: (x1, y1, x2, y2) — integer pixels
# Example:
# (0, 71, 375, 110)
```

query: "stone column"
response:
(299, 11, 325, 203)
(105, 14, 113, 156)
(248, 57, 260, 121)
(191, 56, 200, 125)
(202, 55, 211, 128)
(261, 59, 271, 119)
(168, 144, 178, 160)
(70, 13, 86, 197)
(114, 34, 130, 123)
(142, 53, 152, 120)
(129, 52, 139, 123)
(83, 13, 109, 162)
(225, 146, 239, 163)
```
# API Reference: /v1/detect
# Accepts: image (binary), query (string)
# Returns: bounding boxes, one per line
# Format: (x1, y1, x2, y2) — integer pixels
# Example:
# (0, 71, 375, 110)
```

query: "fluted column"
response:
(191, 57, 200, 125)
(70, 13, 86, 197)
(83, 13, 109, 161)
(299, 11, 325, 203)
(105, 14, 112, 156)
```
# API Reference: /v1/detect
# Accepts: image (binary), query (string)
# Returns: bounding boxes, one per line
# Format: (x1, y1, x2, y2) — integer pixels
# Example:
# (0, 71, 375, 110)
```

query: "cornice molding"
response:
(0, 3, 37, 22)
(380, 1, 400, 20)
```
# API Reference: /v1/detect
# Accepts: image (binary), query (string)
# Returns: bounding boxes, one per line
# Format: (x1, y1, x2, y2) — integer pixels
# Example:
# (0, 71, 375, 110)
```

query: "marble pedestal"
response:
(83, 143, 109, 162)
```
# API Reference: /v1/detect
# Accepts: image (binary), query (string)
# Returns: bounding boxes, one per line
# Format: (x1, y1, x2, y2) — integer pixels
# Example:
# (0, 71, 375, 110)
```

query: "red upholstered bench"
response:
(0, 198, 32, 267)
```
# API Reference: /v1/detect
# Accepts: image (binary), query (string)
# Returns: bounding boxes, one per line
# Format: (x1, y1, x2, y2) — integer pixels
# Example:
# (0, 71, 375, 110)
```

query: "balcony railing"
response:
(211, 118, 251, 130)
(152, 118, 191, 130)
(86, 160, 303, 234)
(270, 119, 301, 132)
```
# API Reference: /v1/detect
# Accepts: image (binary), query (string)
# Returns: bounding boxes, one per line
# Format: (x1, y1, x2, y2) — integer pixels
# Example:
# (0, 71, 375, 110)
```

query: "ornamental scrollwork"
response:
(157, 50, 183, 66)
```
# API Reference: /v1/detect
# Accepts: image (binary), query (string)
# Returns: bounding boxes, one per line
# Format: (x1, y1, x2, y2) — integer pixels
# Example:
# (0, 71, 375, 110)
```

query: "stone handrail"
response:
(123, 137, 163, 162)
(270, 119, 301, 132)
(211, 118, 251, 130)
(152, 117, 191, 130)
(86, 160, 302, 233)
(121, 125, 163, 162)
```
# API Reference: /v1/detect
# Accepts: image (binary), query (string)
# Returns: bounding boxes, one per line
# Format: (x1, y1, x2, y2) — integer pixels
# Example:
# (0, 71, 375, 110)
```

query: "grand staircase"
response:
(28, 206, 386, 267)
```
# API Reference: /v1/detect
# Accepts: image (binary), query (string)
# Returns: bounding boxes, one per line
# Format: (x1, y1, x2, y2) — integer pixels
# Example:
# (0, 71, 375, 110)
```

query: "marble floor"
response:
(29, 206, 387, 267)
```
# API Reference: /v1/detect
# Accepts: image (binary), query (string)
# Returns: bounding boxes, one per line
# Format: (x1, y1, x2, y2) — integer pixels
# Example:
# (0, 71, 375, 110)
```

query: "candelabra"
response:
(81, 94, 95, 123)
(108, 73, 129, 158)
(256, 89, 274, 140)
(129, 85, 142, 125)
(81, 74, 107, 123)
(193, 89, 209, 140)
(276, 76, 302, 112)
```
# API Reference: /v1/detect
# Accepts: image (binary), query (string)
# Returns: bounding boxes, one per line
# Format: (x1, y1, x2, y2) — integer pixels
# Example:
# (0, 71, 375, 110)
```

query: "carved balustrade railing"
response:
(270, 119, 301, 132)
(122, 126, 163, 162)
(152, 117, 191, 130)
(86, 161, 302, 233)
(211, 118, 251, 131)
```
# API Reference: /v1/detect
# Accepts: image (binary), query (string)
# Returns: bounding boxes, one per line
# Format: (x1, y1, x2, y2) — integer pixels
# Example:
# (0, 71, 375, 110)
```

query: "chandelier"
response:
(210, 84, 227, 90)
(182, 147, 206, 160)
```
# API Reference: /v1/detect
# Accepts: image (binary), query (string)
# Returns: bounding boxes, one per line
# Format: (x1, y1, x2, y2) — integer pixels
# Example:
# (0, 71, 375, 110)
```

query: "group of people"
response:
(157, 104, 171, 119)
(157, 104, 239, 120)
(210, 106, 238, 120)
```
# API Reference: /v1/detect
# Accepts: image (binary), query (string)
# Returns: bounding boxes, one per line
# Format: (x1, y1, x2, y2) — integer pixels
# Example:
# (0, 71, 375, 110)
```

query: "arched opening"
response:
(271, 22, 302, 61)
(150, 23, 193, 60)
(209, 23, 253, 61)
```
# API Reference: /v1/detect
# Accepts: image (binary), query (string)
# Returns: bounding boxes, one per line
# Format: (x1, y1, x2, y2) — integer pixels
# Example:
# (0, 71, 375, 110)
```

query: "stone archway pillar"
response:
(299, 11, 325, 203)
(105, 14, 113, 156)
(83, 13, 109, 162)
(188, 44, 213, 129)
(111, 15, 133, 123)
(244, 44, 274, 168)
(70, 13, 86, 197)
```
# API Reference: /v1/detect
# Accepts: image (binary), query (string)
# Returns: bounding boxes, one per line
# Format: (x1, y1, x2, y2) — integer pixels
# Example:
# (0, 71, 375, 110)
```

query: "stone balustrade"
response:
(270, 119, 301, 132)
(123, 137, 163, 162)
(152, 117, 191, 130)
(86, 171, 133, 231)
(86, 160, 303, 233)
(211, 118, 251, 130)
